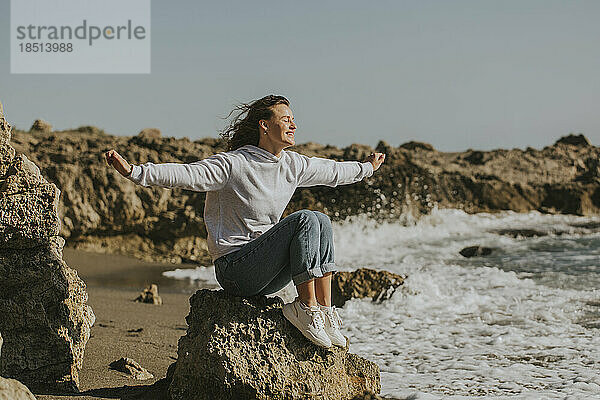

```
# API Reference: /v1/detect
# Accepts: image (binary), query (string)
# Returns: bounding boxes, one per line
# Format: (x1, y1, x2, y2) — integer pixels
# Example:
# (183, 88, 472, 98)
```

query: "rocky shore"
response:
(8, 120, 599, 266)
(1, 108, 413, 400)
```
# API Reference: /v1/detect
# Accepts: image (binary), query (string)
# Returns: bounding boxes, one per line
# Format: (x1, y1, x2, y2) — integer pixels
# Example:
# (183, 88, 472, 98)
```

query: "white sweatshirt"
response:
(127, 144, 374, 262)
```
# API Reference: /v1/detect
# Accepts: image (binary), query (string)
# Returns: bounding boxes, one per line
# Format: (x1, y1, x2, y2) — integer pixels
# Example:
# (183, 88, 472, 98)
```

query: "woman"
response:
(105, 95, 385, 348)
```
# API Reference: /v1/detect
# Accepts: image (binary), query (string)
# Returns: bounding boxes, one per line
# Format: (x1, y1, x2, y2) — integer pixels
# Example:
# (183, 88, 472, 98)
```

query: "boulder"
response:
(399, 141, 434, 151)
(459, 246, 494, 258)
(134, 284, 163, 305)
(332, 268, 404, 308)
(492, 229, 547, 238)
(29, 119, 52, 133)
(555, 134, 591, 147)
(109, 357, 154, 380)
(0, 104, 15, 178)
(74, 126, 103, 135)
(463, 150, 488, 165)
(0, 101, 95, 392)
(343, 143, 373, 161)
(138, 128, 161, 139)
(168, 290, 380, 400)
(0, 377, 37, 400)
(129, 128, 162, 148)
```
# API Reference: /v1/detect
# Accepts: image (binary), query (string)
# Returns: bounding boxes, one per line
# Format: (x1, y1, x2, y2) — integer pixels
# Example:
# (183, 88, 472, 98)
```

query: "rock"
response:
(569, 221, 600, 230)
(331, 268, 404, 308)
(109, 357, 154, 380)
(74, 126, 103, 135)
(30, 119, 52, 133)
(0, 332, 2, 357)
(138, 127, 161, 139)
(463, 150, 488, 165)
(343, 143, 373, 161)
(0, 377, 37, 400)
(0, 103, 15, 178)
(555, 134, 591, 147)
(375, 140, 394, 155)
(168, 290, 380, 400)
(399, 141, 434, 151)
(127, 128, 163, 150)
(0, 101, 95, 392)
(134, 284, 163, 305)
(493, 229, 547, 238)
(459, 246, 494, 258)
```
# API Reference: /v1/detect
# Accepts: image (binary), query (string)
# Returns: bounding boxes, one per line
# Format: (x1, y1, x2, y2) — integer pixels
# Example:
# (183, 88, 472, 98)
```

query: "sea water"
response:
(163, 209, 600, 399)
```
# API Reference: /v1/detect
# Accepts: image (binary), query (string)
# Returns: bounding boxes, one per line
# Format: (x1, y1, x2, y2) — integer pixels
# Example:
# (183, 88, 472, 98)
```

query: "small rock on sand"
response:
(134, 284, 163, 305)
(109, 357, 154, 380)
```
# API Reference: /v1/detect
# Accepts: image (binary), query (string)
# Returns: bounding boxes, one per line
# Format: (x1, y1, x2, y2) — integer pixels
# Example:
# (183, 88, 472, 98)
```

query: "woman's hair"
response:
(220, 95, 290, 151)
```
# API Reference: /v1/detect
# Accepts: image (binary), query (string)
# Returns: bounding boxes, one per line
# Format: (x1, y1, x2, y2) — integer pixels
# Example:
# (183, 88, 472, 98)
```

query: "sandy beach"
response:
(35, 248, 210, 400)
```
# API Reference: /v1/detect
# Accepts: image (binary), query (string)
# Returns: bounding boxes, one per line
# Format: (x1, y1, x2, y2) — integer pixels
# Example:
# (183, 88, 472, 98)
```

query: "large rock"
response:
(29, 119, 52, 133)
(168, 290, 380, 400)
(332, 268, 405, 308)
(0, 101, 95, 392)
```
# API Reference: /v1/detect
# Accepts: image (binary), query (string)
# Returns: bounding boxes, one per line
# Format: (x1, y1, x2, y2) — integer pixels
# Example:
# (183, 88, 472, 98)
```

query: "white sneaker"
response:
(282, 299, 332, 348)
(320, 304, 347, 347)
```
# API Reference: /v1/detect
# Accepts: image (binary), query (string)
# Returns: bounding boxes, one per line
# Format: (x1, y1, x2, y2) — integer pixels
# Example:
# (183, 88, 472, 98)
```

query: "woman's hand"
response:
(104, 149, 133, 177)
(364, 152, 386, 172)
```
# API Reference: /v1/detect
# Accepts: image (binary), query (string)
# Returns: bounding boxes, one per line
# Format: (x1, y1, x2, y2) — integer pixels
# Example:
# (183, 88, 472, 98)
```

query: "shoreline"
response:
(62, 247, 214, 294)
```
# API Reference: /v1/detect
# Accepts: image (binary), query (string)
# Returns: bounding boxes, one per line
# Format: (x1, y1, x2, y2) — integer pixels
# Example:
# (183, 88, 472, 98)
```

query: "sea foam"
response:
(163, 209, 600, 399)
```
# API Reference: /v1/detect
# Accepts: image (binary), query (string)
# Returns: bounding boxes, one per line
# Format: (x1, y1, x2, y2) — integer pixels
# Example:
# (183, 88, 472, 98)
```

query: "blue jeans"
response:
(214, 209, 337, 296)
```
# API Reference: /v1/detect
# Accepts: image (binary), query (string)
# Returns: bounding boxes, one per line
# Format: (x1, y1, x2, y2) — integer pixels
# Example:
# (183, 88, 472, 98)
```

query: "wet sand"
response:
(35, 248, 211, 400)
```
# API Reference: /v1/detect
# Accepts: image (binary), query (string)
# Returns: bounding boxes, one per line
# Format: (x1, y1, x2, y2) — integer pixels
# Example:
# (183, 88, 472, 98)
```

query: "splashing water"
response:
(164, 209, 600, 399)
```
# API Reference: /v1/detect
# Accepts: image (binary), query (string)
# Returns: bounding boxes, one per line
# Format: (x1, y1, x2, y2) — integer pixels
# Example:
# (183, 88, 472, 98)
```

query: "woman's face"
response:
(262, 104, 297, 148)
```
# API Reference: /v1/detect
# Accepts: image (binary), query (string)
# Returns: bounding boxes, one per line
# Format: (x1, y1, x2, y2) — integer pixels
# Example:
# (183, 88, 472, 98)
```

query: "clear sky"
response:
(1, 0, 599, 151)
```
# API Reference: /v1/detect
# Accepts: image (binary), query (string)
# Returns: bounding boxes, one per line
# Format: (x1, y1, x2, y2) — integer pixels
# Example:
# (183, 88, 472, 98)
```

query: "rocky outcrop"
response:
(0, 102, 95, 392)
(167, 290, 380, 400)
(332, 269, 405, 308)
(8, 118, 600, 265)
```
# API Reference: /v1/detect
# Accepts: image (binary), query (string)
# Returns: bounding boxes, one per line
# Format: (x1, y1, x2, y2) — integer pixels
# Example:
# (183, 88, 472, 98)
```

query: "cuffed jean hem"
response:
(292, 262, 337, 286)
(321, 262, 337, 275)
(292, 264, 323, 286)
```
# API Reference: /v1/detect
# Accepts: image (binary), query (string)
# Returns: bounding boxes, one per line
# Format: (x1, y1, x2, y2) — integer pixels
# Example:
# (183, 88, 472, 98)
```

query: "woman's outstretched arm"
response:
(104, 149, 232, 192)
(295, 151, 385, 188)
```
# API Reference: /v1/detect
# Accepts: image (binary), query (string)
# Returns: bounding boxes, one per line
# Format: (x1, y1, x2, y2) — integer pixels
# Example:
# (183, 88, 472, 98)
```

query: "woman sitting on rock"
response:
(105, 95, 385, 348)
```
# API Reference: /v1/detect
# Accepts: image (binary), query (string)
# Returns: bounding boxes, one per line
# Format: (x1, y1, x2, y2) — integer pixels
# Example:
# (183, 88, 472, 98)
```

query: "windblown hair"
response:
(220, 95, 290, 151)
